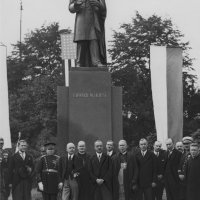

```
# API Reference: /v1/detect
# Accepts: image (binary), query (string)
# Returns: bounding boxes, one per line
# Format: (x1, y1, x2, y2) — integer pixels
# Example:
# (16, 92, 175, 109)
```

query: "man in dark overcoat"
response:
(185, 143, 200, 200)
(152, 141, 165, 200)
(164, 138, 182, 200)
(77, 141, 91, 200)
(8, 140, 34, 200)
(135, 138, 157, 200)
(88, 140, 112, 200)
(69, 0, 107, 67)
(112, 140, 138, 200)
(58, 143, 83, 200)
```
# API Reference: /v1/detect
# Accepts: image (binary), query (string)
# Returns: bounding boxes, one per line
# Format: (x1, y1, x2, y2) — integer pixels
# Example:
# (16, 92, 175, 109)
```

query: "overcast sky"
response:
(1, 0, 200, 85)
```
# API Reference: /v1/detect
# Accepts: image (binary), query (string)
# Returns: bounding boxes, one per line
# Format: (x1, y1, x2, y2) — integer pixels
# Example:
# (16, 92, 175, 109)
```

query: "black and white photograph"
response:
(0, 0, 200, 200)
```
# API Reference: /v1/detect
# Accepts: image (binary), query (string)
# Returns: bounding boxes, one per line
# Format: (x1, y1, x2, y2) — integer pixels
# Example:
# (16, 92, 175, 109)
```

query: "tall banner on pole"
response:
(0, 46, 12, 148)
(60, 33, 77, 86)
(150, 46, 183, 148)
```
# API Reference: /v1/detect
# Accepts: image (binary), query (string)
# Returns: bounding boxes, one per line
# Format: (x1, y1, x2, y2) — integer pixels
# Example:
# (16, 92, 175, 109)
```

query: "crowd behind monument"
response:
(0, 136, 200, 200)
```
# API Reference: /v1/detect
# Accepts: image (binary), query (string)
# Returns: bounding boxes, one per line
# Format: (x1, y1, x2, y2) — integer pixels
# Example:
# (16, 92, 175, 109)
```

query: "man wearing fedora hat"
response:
(178, 137, 193, 200)
(36, 141, 59, 200)
(8, 140, 34, 200)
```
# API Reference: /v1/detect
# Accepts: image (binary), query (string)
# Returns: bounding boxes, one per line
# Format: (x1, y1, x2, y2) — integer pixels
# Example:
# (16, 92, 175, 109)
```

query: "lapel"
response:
(24, 153, 30, 165)
(15, 152, 24, 164)
(63, 154, 68, 169)
(93, 154, 100, 167)
(141, 150, 151, 165)
(99, 153, 106, 168)
(169, 149, 176, 165)
(126, 152, 132, 164)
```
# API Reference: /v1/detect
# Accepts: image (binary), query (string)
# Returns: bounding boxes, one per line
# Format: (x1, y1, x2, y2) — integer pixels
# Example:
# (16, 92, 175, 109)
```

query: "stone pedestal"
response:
(57, 68, 122, 155)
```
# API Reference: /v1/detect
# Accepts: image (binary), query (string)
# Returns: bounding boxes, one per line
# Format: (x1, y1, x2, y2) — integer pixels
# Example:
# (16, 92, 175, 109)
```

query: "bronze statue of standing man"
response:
(69, 0, 107, 67)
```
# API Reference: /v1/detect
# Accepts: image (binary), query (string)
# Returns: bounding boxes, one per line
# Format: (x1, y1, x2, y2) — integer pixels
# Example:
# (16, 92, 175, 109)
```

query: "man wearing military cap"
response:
(178, 136, 193, 200)
(8, 140, 34, 200)
(36, 141, 59, 200)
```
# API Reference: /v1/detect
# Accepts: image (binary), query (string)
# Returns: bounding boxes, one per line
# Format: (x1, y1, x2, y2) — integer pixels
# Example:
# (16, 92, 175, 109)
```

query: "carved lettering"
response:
(73, 93, 107, 98)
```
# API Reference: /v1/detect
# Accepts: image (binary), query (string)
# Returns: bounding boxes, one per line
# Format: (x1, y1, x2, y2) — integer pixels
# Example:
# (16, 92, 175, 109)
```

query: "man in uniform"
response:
(77, 141, 91, 200)
(106, 140, 116, 157)
(36, 141, 59, 200)
(112, 140, 138, 200)
(152, 141, 165, 200)
(178, 137, 193, 200)
(88, 140, 112, 200)
(69, 0, 107, 67)
(8, 140, 34, 200)
(58, 143, 84, 200)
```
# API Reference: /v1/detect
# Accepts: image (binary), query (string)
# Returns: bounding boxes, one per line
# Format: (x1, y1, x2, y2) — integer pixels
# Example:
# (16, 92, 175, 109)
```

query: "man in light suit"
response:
(88, 140, 112, 200)
(58, 143, 83, 200)
(8, 140, 34, 200)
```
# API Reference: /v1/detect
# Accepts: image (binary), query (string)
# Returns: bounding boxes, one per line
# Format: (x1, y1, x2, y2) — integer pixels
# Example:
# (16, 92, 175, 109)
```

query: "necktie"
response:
(69, 155, 72, 161)
(156, 152, 159, 157)
(142, 152, 145, 157)
(20, 152, 25, 160)
(98, 154, 101, 162)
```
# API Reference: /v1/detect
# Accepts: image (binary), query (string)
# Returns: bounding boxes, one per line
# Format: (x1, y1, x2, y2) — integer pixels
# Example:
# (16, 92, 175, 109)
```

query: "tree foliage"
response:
(108, 12, 200, 145)
(7, 22, 70, 148)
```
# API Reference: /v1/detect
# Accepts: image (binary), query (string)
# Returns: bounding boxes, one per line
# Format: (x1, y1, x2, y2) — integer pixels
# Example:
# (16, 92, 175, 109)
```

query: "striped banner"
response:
(60, 33, 77, 86)
(150, 46, 183, 148)
(0, 46, 12, 148)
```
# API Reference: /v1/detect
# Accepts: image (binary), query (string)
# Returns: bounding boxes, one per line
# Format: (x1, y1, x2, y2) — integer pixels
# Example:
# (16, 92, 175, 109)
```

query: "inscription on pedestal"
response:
(73, 93, 107, 98)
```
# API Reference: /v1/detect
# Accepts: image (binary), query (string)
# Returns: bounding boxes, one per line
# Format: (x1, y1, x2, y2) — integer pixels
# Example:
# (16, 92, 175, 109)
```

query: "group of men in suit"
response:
(1, 136, 200, 200)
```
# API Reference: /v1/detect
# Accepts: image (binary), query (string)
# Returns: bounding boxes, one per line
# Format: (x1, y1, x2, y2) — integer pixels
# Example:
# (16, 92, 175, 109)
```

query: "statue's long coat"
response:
(69, 0, 107, 64)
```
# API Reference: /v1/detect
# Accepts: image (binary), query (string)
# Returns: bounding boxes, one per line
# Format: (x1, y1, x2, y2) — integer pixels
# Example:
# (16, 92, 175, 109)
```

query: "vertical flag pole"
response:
(20, 0, 23, 62)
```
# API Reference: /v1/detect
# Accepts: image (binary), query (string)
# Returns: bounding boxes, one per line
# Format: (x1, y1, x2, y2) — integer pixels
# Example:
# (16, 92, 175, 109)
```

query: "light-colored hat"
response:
(182, 136, 194, 144)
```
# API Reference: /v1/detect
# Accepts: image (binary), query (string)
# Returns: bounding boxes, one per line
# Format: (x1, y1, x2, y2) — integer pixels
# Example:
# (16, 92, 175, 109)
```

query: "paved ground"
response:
(9, 188, 167, 200)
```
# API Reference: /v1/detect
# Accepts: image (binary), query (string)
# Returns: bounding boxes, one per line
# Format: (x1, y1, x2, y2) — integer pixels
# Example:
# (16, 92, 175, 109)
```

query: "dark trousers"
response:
(180, 183, 187, 200)
(77, 40, 101, 67)
(42, 193, 57, 200)
(152, 181, 164, 200)
(5, 184, 10, 199)
(93, 183, 112, 200)
(164, 175, 180, 200)
(137, 187, 153, 200)
(12, 179, 31, 200)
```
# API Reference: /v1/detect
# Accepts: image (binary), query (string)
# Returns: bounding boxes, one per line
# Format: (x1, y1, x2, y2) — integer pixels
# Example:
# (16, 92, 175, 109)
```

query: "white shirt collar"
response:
(154, 150, 159, 155)
(107, 150, 113, 156)
(68, 154, 74, 159)
(78, 152, 85, 155)
(96, 152, 102, 157)
(141, 150, 147, 155)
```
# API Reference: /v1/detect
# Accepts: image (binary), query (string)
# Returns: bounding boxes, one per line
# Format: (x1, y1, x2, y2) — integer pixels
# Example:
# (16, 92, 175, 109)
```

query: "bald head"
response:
(166, 138, 174, 151)
(118, 140, 127, 153)
(176, 142, 184, 153)
(77, 141, 86, 153)
(66, 143, 75, 155)
(154, 141, 162, 152)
